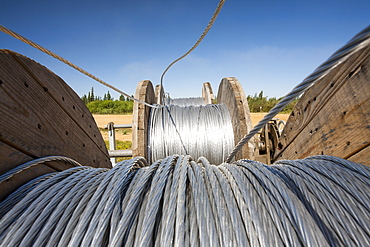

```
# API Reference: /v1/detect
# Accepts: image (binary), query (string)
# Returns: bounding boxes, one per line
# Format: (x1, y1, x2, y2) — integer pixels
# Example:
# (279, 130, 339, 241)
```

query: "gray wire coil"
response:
(0, 155, 369, 246)
(163, 97, 206, 106)
(148, 103, 235, 164)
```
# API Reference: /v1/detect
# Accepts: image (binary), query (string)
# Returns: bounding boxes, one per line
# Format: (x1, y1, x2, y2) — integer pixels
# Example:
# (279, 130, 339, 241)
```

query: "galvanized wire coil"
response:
(147, 103, 235, 164)
(0, 155, 369, 246)
(163, 97, 206, 106)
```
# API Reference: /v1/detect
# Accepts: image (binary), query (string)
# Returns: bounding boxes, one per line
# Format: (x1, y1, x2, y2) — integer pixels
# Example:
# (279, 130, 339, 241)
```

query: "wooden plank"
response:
(202, 82, 214, 104)
(347, 144, 370, 165)
(275, 45, 370, 166)
(0, 50, 111, 169)
(10, 51, 108, 160)
(155, 84, 163, 104)
(132, 80, 155, 160)
(217, 77, 255, 160)
(0, 141, 33, 175)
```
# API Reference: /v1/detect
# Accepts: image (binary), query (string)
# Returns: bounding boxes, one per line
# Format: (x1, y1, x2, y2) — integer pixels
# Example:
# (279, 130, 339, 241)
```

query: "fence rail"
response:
(105, 122, 132, 166)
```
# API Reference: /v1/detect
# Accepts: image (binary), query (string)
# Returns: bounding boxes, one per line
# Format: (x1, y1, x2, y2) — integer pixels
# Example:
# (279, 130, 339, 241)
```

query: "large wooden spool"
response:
(275, 44, 370, 166)
(155, 84, 164, 104)
(0, 50, 111, 201)
(132, 78, 254, 161)
(217, 77, 255, 160)
(202, 82, 214, 104)
(132, 80, 155, 159)
(132, 80, 216, 160)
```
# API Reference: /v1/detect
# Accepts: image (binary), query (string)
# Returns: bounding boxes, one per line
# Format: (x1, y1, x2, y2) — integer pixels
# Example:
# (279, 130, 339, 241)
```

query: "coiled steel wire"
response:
(163, 97, 206, 106)
(0, 155, 369, 246)
(148, 103, 235, 164)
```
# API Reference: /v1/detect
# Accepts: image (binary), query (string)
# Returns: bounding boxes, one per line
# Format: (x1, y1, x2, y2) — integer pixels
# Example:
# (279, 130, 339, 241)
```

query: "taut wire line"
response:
(160, 0, 226, 101)
(0, 25, 160, 108)
(225, 25, 370, 163)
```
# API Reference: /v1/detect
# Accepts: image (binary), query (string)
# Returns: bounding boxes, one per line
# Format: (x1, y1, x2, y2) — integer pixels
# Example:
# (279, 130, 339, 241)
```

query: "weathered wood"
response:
(132, 80, 155, 160)
(217, 77, 255, 160)
(11, 51, 107, 159)
(0, 142, 33, 175)
(275, 45, 370, 166)
(0, 49, 111, 199)
(347, 144, 370, 165)
(0, 50, 110, 167)
(202, 82, 214, 104)
(155, 84, 164, 104)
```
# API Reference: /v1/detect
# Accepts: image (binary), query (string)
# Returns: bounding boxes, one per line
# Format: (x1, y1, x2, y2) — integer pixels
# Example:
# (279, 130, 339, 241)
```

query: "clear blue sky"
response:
(1, 0, 369, 100)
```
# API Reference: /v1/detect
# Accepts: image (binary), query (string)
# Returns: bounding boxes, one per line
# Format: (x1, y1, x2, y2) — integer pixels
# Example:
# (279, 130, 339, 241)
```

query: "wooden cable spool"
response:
(132, 80, 156, 159)
(274, 44, 370, 166)
(202, 82, 214, 104)
(132, 78, 255, 161)
(155, 84, 164, 105)
(217, 77, 255, 160)
(0, 50, 111, 201)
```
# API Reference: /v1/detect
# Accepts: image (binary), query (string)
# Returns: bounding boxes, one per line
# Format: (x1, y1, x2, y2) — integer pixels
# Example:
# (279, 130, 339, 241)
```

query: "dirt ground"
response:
(93, 113, 290, 142)
(250, 113, 290, 126)
(93, 115, 133, 142)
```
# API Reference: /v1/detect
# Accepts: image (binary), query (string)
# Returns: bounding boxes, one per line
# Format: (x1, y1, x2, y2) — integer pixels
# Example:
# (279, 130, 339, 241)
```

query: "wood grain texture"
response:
(132, 80, 155, 160)
(155, 84, 164, 105)
(275, 45, 370, 166)
(0, 49, 111, 198)
(11, 51, 107, 158)
(217, 77, 255, 160)
(0, 142, 33, 175)
(0, 50, 110, 168)
(347, 144, 370, 165)
(202, 82, 214, 104)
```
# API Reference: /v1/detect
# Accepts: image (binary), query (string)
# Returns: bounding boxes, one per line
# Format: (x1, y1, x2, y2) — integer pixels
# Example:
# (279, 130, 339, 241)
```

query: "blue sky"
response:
(1, 0, 369, 99)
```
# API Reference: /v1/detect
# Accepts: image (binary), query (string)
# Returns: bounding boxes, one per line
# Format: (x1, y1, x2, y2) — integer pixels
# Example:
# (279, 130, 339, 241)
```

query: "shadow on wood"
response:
(0, 49, 111, 200)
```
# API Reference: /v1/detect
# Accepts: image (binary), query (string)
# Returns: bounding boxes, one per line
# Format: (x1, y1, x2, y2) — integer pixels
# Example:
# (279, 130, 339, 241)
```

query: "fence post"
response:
(107, 122, 116, 166)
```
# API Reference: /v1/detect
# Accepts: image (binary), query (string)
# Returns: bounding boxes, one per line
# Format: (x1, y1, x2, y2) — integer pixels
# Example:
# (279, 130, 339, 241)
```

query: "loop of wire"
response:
(0, 155, 369, 246)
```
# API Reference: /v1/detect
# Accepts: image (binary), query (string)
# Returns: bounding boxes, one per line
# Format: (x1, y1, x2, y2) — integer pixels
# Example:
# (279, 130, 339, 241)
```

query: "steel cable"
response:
(0, 172, 58, 219)
(0, 155, 369, 246)
(0, 25, 161, 108)
(274, 158, 370, 246)
(1, 0, 226, 109)
(35, 168, 108, 247)
(148, 104, 235, 164)
(226, 25, 370, 162)
(164, 97, 206, 106)
(0, 166, 87, 240)
(0, 156, 81, 184)
(160, 0, 226, 100)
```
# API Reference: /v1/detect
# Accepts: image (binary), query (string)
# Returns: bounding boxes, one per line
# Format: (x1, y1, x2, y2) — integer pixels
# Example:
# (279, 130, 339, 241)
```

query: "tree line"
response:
(247, 91, 299, 113)
(81, 88, 134, 114)
(81, 87, 133, 104)
(81, 88, 298, 114)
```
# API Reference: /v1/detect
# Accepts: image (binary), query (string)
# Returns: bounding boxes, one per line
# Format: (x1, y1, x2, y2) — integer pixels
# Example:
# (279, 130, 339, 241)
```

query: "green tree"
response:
(90, 87, 95, 102)
(107, 91, 112, 101)
(258, 90, 263, 99)
(247, 93, 299, 113)
(81, 95, 88, 104)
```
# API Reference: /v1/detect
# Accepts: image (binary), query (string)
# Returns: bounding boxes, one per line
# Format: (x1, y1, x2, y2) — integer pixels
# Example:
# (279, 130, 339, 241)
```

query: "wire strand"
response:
(0, 25, 161, 108)
(160, 0, 226, 101)
(225, 25, 370, 163)
(0, 155, 369, 246)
